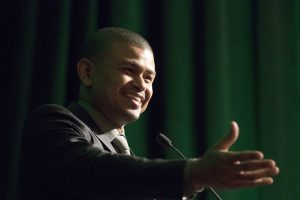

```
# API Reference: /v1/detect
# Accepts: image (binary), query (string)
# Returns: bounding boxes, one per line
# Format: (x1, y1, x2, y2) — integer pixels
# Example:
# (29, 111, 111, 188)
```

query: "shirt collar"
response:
(78, 99, 123, 143)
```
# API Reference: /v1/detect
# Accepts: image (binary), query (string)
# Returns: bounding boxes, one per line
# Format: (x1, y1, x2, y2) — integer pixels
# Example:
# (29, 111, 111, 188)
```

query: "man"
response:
(19, 27, 279, 200)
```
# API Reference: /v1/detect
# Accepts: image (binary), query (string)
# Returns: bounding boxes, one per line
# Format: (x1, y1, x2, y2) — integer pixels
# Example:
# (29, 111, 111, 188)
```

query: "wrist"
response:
(183, 158, 205, 198)
(190, 158, 206, 190)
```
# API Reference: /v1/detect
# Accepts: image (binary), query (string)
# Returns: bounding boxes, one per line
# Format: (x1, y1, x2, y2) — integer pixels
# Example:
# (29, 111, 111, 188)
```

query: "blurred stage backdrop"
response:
(1, 0, 300, 199)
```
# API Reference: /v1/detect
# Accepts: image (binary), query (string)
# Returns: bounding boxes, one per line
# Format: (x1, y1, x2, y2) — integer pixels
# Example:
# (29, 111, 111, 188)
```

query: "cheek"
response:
(146, 85, 153, 100)
(103, 75, 124, 93)
(141, 87, 153, 112)
(92, 78, 119, 102)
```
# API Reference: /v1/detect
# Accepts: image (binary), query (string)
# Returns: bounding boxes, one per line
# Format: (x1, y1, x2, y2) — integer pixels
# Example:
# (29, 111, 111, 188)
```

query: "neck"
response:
(78, 97, 125, 132)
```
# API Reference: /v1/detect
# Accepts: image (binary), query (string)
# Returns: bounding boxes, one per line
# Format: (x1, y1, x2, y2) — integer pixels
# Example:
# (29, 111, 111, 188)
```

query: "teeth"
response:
(126, 93, 141, 102)
(125, 93, 144, 103)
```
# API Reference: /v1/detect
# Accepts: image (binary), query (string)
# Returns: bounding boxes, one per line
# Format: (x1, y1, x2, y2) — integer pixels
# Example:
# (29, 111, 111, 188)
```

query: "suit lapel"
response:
(96, 134, 117, 153)
(67, 102, 118, 154)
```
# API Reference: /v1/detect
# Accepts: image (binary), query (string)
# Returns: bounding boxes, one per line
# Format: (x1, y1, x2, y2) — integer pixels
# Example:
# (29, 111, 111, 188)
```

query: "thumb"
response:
(211, 121, 239, 151)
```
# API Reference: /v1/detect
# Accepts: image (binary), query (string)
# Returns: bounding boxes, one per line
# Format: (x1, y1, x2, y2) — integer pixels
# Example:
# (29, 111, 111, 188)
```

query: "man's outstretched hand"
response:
(191, 121, 279, 190)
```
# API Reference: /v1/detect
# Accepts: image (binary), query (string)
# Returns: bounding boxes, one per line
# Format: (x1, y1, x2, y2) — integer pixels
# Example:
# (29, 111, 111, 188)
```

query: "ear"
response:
(77, 58, 94, 87)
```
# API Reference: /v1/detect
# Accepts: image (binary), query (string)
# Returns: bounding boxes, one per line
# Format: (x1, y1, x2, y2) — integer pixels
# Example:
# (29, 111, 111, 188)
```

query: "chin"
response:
(123, 110, 141, 122)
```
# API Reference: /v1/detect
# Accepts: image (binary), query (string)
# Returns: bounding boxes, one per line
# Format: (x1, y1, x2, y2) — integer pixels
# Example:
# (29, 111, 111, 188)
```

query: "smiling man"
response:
(19, 27, 279, 200)
(77, 35, 156, 131)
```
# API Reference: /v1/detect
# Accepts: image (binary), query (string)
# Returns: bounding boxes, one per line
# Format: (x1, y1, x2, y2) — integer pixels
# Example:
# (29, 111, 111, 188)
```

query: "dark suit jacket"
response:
(19, 103, 186, 200)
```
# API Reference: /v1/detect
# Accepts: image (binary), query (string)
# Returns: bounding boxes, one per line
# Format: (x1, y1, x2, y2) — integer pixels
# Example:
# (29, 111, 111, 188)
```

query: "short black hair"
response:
(81, 27, 152, 59)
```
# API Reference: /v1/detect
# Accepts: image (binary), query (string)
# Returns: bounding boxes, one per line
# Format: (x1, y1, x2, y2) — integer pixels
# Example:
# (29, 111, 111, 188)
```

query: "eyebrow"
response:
(122, 60, 156, 76)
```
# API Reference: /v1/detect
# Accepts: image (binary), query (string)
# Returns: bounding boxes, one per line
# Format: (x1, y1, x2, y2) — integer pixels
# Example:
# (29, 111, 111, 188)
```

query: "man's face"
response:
(90, 42, 156, 127)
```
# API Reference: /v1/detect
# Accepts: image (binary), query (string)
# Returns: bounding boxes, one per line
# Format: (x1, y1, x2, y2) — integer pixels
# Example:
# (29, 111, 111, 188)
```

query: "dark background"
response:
(1, 0, 300, 199)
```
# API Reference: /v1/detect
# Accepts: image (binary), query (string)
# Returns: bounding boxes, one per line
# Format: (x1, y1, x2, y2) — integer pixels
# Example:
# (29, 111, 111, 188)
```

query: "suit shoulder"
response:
(27, 104, 80, 121)
(24, 104, 86, 131)
(24, 104, 95, 141)
(30, 104, 72, 115)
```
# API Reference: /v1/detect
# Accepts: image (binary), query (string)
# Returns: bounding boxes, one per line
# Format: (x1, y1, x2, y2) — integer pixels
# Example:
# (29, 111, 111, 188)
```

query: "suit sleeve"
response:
(20, 104, 186, 199)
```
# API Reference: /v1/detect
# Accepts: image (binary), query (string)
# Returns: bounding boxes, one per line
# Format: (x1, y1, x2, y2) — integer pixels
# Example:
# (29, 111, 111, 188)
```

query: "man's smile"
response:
(123, 92, 145, 106)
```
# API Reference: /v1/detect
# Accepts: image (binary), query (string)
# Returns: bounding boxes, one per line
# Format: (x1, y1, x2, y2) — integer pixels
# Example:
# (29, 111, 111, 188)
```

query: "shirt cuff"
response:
(182, 158, 205, 199)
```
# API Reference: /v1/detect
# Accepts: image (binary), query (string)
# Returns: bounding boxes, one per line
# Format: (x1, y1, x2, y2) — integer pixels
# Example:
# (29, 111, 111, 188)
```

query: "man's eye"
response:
(144, 77, 153, 83)
(123, 68, 134, 74)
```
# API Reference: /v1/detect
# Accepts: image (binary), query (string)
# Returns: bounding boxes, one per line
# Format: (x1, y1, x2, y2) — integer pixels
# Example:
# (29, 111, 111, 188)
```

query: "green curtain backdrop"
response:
(205, 1, 259, 198)
(1, 0, 300, 200)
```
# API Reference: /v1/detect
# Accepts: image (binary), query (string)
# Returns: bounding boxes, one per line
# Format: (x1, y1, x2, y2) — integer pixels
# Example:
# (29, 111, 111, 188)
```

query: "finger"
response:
(234, 160, 276, 171)
(238, 167, 280, 181)
(229, 177, 274, 189)
(226, 167, 279, 189)
(211, 121, 239, 151)
(228, 151, 264, 162)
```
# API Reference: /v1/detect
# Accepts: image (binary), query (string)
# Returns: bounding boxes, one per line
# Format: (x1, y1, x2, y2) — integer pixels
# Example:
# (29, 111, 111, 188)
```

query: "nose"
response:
(131, 76, 147, 91)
